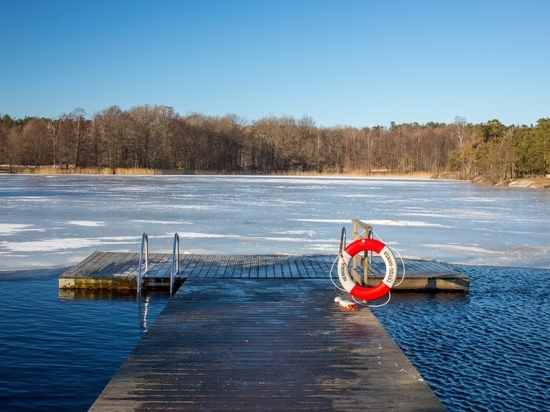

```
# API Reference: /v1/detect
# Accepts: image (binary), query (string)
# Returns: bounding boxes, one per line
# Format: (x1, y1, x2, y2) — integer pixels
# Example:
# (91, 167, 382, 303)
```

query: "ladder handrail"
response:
(170, 233, 180, 295)
(339, 226, 347, 254)
(137, 233, 149, 295)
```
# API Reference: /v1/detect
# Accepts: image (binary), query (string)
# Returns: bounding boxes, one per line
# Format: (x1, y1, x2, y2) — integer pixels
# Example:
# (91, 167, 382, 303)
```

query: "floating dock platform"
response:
(57, 252, 466, 410)
(58, 252, 469, 292)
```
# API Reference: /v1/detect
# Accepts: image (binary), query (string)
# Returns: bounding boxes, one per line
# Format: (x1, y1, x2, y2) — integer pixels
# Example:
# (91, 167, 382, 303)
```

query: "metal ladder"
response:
(137, 232, 180, 296)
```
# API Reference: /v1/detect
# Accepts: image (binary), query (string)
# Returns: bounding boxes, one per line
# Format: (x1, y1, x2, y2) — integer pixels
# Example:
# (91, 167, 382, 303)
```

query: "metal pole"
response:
(170, 233, 180, 295)
(339, 227, 347, 254)
(138, 233, 148, 296)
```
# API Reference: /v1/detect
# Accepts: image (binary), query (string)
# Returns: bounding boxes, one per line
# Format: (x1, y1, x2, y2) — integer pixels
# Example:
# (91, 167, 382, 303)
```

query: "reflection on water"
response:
(140, 295, 151, 331)
(58, 288, 139, 300)
(0, 275, 170, 412)
(58, 288, 167, 333)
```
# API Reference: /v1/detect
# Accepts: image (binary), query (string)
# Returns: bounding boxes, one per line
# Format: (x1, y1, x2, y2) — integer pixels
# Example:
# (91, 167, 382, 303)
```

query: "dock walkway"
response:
(59, 252, 469, 292)
(89, 277, 447, 411)
(58, 253, 463, 410)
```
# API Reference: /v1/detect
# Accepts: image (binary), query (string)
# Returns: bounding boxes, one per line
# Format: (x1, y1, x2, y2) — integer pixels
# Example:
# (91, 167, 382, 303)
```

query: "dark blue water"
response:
(0, 271, 170, 411)
(2, 265, 549, 411)
(373, 265, 550, 412)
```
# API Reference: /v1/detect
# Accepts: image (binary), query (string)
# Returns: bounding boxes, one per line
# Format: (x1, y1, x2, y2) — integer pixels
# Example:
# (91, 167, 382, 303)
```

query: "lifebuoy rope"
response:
(330, 231, 406, 308)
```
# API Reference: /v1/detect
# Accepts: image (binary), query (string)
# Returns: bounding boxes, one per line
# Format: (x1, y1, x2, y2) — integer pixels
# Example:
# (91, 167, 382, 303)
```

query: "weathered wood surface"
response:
(89, 278, 446, 411)
(59, 253, 469, 291)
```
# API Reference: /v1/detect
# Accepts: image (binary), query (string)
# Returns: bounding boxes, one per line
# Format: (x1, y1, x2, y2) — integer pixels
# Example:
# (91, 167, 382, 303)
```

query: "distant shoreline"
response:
(0, 165, 433, 179)
(2, 167, 549, 188)
(0, 267, 68, 281)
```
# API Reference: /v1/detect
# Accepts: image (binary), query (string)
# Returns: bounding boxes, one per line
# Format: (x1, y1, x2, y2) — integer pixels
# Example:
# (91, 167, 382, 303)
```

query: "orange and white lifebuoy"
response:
(338, 238, 397, 300)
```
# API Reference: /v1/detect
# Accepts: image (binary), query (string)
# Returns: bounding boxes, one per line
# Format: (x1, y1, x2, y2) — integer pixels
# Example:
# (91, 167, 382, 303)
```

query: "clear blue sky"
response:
(1, 0, 549, 128)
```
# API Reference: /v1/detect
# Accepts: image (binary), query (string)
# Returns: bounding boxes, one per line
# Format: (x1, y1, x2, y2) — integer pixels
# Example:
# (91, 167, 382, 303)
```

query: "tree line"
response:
(0, 105, 548, 183)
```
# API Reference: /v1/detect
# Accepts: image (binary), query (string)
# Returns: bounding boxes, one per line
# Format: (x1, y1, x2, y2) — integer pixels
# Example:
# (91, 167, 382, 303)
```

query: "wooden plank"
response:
(248, 255, 260, 278)
(90, 252, 127, 277)
(248, 255, 259, 278)
(316, 254, 335, 274)
(79, 251, 116, 276)
(175, 253, 195, 279)
(287, 256, 300, 278)
(306, 255, 323, 277)
(204, 254, 221, 278)
(69, 252, 115, 278)
(219, 255, 236, 278)
(239, 255, 252, 278)
(59, 252, 139, 289)
(302, 255, 319, 278)
(316, 254, 331, 275)
(280, 256, 292, 278)
(94, 252, 129, 277)
(58, 253, 469, 292)
(257, 256, 268, 278)
(156, 253, 175, 277)
(205, 254, 220, 277)
(140, 253, 173, 288)
(295, 255, 313, 278)
(180, 254, 202, 278)
(191, 254, 211, 278)
(212, 255, 231, 278)
(265, 256, 276, 278)
(203, 254, 219, 278)
(226, 255, 244, 278)
(59, 251, 102, 278)
(273, 256, 284, 278)
(111, 253, 140, 277)
(89, 278, 446, 411)
(194, 254, 211, 277)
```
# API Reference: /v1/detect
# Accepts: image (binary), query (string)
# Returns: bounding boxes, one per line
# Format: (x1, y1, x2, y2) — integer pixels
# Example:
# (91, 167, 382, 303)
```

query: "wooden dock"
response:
(59, 252, 469, 292)
(59, 252, 462, 410)
(89, 277, 447, 411)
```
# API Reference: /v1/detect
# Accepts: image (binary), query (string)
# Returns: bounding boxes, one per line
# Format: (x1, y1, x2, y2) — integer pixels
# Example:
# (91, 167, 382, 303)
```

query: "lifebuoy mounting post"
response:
(351, 219, 373, 286)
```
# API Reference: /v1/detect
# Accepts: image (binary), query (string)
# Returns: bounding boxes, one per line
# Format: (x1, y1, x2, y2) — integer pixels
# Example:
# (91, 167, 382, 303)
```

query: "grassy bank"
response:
(3, 166, 549, 188)
(1, 165, 434, 179)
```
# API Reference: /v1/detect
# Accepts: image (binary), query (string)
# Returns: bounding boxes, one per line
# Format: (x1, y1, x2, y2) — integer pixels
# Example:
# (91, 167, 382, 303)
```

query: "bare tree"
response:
(5, 127, 22, 171)
(67, 108, 89, 168)
(21, 119, 49, 167)
(453, 116, 467, 151)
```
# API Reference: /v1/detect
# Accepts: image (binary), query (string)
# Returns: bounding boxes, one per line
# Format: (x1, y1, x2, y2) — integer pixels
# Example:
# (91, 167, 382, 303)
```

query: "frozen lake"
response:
(1, 174, 550, 411)
(1, 174, 549, 270)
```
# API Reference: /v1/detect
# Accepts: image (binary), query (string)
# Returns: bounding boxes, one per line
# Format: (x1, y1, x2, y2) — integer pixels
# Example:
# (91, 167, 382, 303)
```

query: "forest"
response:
(0, 104, 549, 184)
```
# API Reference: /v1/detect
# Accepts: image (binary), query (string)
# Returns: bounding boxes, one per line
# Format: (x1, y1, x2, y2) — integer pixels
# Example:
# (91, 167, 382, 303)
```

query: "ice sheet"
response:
(0, 223, 43, 235)
(1, 175, 549, 270)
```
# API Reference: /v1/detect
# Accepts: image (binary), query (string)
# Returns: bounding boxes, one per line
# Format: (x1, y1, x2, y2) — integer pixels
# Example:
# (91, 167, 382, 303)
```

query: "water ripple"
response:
(0, 277, 169, 412)
(373, 266, 550, 412)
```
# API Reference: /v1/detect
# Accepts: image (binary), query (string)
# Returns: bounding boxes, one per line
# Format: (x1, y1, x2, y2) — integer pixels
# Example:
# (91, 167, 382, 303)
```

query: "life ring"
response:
(338, 238, 397, 300)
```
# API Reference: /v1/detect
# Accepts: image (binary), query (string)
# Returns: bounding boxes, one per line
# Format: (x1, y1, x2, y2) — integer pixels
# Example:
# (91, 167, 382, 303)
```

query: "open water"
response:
(0, 274, 169, 411)
(375, 265, 550, 412)
(1, 175, 549, 410)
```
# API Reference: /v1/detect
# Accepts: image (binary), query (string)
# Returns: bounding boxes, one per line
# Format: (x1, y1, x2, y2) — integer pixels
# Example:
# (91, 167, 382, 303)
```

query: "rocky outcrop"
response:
(508, 178, 550, 189)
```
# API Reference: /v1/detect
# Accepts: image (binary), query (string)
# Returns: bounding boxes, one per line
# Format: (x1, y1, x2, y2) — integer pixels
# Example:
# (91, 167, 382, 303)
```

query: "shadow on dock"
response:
(89, 278, 447, 411)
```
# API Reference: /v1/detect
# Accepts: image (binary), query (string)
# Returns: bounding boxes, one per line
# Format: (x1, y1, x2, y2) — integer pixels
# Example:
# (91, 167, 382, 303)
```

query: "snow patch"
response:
(67, 221, 105, 227)
(290, 218, 451, 228)
(1, 236, 139, 252)
(0, 224, 43, 235)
